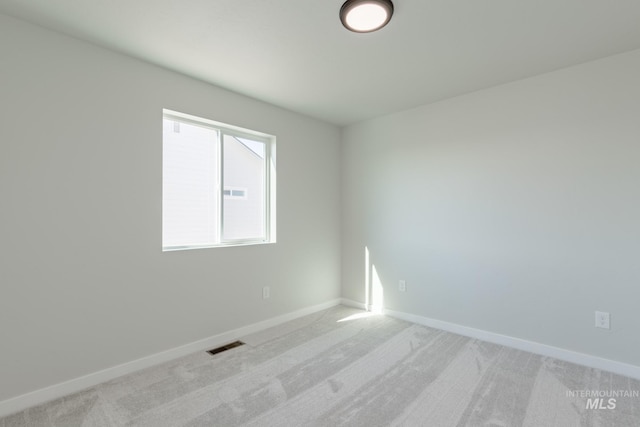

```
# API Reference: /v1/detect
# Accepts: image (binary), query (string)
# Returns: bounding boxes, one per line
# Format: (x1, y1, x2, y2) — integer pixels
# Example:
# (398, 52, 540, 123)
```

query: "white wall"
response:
(0, 13, 341, 403)
(342, 49, 640, 367)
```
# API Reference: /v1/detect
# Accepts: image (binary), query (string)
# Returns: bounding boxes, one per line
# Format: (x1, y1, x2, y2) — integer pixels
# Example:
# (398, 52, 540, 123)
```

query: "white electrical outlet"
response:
(263, 286, 270, 300)
(595, 311, 610, 329)
(399, 280, 406, 292)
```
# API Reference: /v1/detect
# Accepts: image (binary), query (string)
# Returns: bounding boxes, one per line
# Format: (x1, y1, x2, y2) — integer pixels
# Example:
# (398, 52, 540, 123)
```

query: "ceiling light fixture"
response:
(340, 0, 394, 33)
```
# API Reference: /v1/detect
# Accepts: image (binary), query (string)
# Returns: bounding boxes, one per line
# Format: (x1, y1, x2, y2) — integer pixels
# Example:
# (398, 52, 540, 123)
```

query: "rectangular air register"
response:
(207, 340, 245, 356)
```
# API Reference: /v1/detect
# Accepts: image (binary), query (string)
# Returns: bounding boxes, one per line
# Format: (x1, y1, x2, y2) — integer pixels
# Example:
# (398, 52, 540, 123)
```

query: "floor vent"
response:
(207, 340, 245, 356)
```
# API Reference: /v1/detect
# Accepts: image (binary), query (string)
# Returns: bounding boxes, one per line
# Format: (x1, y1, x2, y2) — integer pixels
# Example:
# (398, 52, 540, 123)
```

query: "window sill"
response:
(162, 240, 275, 252)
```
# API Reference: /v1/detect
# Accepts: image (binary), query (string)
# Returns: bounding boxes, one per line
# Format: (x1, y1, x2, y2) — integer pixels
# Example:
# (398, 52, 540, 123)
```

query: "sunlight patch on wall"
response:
(364, 246, 384, 313)
(365, 246, 371, 310)
(371, 265, 384, 314)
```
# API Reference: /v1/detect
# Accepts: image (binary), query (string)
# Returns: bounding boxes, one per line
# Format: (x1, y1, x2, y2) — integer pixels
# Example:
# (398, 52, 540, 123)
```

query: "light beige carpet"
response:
(2, 306, 639, 426)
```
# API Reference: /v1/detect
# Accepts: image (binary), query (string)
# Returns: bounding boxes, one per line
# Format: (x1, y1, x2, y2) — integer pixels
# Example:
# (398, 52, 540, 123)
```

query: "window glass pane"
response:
(163, 119, 219, 247)
(222, 134, 265, 241)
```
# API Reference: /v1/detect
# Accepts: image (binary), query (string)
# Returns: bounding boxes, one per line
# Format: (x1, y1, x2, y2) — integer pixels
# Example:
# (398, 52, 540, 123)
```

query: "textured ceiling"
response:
(2, 0, 640, 125)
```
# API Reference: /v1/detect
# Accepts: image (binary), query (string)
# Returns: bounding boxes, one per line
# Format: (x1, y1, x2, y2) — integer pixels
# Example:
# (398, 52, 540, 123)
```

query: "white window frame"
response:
(162, 109, 276, 251)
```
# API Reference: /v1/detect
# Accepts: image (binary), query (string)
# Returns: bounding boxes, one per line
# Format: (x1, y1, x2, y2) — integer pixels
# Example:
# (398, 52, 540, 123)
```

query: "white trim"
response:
(340, 298, 368, 311)
(0, 298, 341, 418)
(341, 298, 640, 379)
(380, 305, 640, 380)
(163, 109, 272, 140)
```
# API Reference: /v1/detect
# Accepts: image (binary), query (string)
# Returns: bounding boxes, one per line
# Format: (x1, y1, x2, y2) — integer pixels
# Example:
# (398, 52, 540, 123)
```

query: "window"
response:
(162, 110, 275, 251)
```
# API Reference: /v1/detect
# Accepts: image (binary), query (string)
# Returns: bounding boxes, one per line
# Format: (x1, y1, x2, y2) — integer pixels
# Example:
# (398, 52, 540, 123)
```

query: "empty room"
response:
(1, 1, 639, 426)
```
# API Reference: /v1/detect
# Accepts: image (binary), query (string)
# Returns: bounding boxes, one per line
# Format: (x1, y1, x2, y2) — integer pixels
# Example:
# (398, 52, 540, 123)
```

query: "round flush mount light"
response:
(340, 0, 394, 33)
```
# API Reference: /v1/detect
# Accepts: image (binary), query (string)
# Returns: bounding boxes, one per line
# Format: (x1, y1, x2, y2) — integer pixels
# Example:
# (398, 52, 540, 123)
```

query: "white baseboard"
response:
(340, 298, 367, 310)
(355, 301, 640, 380)
(0, 298, 341, 418)
(5, 298, 636, 418)
(332, 299, 640, 379)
